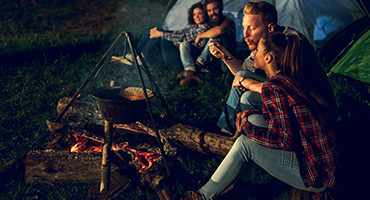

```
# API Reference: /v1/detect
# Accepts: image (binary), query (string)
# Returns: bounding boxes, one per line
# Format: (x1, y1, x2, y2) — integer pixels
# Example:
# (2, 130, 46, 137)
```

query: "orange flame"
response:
(69, 134, 104, 152)
(122, 143, 161, 173)
(67, 134, 161, 173)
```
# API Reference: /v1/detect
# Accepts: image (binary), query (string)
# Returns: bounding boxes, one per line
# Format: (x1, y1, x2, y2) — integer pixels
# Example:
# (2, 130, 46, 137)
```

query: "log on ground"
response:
(25, 150, 117, 184)
(55, 97, 238, 156)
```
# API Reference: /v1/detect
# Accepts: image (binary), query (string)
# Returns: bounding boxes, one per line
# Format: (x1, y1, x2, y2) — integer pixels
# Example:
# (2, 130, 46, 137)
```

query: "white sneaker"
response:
(111, 56, 133, 66)
(124, 54, 143, 66)
(111, 54, 142, 66)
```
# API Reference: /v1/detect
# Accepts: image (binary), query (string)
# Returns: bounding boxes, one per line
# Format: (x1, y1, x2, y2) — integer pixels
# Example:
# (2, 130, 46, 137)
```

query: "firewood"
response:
(90, 169, 131, 200)
(25, 150, 117, 184)
(34, 125, 172, 189)
(56, 97, 104, 125)
(100, 120, 113, 193)
(55, 97, 238, 156)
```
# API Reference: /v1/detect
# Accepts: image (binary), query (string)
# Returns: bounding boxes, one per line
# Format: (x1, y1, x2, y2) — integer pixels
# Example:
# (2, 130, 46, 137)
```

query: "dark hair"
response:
(243, 1, 277, 27)
(188, 2, 207, 24)
(203, 0, 223, 12)
(262, 32, 325, 105)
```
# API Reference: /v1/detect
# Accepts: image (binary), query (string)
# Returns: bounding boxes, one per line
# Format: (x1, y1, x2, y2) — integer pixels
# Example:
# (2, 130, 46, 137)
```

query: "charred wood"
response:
(25, 150, 117, 184)
(56, 97, 237, 156)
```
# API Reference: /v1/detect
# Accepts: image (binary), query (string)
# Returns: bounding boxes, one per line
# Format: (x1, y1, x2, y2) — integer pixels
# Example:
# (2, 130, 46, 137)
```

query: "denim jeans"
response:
(200, 114, 328, 200)
(196, 38, 219, 66)
(217, 70, 267, 134)
(179, 42, 202, 71)
(137, 30, 162, 66)
(137, 30, 182, 72)
(160, 39, 182, 72)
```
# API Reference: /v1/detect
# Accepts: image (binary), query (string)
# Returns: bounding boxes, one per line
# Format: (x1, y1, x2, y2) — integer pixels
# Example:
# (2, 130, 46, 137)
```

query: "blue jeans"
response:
(200, 114, 328, 200)
(196, 38, 219, 66)
(217, 70, 267, 134)
(138, 30, 182, 72)
(160, 39, 182, 72)
(179, 41, 204, 71)
(138, 30, 162, 66)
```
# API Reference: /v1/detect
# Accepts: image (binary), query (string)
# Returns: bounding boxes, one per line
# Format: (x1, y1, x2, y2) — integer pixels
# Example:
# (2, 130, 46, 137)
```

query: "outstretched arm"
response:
(209, 41, 242, 75)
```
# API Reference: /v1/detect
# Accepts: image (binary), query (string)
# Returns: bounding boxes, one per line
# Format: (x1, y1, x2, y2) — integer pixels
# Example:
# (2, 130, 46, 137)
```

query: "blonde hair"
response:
(243, 1, 277, 27)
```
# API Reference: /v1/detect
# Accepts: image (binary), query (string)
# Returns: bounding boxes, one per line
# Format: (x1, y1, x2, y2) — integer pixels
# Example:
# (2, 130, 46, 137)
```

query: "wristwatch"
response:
(239, 77, 245, 87)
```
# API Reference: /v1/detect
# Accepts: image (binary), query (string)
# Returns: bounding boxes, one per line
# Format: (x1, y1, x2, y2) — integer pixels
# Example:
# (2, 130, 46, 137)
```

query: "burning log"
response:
(56, 97, 238, 156)
(25, 150, 117, 184)
(37, 125, 172, 190)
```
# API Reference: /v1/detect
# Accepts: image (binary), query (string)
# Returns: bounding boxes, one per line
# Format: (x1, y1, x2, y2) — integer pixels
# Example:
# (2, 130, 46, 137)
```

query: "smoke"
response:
(79, 0, 172, 102)
(116, 0, 168, 41)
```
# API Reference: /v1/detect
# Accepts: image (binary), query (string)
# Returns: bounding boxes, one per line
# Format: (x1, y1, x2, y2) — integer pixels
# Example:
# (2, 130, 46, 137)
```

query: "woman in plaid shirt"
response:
(113, 2, 210, 72)
(149, 2, 210, 73)
(185, 32, 337, 200)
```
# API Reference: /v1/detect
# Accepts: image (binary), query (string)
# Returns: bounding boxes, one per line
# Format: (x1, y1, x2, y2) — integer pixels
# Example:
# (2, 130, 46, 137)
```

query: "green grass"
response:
(1, 0, 369, 199)
(0, 34, 289, 199)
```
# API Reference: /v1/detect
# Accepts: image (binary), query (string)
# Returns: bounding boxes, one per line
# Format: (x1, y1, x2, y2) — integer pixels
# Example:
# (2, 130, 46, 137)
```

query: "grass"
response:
(1, 0, 369, 199)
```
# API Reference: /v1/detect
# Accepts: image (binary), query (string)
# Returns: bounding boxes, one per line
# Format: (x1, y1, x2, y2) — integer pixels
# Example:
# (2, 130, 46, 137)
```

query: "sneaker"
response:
(199, 68, 210, 73)
(181, 191, 202, 200)
(196, 60, 210, 73)
(195, 60, 205, 68)
(111, 54, 142, 66)
(127, 54, 143, 66)
(111, 56, 133, 66)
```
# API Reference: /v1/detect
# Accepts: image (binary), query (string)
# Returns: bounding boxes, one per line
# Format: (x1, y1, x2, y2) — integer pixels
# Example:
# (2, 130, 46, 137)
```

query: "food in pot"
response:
(118, 87, 153, 101)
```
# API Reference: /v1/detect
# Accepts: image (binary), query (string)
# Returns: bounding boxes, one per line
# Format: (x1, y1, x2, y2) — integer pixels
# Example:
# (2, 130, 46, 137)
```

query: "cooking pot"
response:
(91, 63, 153, 124)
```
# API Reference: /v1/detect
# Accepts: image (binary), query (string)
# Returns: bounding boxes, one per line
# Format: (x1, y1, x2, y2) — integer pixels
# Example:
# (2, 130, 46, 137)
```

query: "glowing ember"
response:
(69, 135, 103, 152)
(122, 143, 161, 173)
(67, 134, 161, 173)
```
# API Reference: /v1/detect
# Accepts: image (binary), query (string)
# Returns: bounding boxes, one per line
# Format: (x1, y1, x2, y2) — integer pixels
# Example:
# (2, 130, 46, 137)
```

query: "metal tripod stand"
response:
(52, 31, 171, 193)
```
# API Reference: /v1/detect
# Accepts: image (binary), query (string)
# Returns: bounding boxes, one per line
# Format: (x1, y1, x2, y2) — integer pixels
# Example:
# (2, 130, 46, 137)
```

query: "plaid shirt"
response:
(162, 23, 210, 48)
(241, 73, 337, 188)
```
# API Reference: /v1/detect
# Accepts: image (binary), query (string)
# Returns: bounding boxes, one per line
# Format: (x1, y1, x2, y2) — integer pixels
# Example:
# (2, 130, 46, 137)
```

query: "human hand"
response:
(194, 35, 201, 47)
(232, 75, 248, 91)
(236, 110, 261, 132)
(149, 27, 162, 38)
(209, 41, 232, 59)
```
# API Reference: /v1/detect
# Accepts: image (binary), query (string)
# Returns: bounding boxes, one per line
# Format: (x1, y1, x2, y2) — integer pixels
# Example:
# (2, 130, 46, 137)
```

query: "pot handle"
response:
(91, 61, 115, 91)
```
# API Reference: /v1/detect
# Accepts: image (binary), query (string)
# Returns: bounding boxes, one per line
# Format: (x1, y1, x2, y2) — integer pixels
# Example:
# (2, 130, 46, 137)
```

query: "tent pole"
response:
(359, 0, 370, 19)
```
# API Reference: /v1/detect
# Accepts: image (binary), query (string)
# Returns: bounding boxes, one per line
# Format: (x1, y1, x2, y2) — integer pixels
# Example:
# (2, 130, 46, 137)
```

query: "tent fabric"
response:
(161, 0, 365, 46)
(330, 28, 370, 85)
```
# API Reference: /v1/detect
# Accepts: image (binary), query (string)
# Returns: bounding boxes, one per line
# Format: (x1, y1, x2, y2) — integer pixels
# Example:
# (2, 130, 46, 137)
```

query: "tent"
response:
(330, 27, 370, 84)
(161, 0, 366, 47)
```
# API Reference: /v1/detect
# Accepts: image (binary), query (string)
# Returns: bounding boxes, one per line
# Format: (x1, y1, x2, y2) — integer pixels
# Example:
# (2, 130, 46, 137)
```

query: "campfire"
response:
(11, 94, 238, 199)
(68, 134, 161, 173)
(0, 32, 240, 200)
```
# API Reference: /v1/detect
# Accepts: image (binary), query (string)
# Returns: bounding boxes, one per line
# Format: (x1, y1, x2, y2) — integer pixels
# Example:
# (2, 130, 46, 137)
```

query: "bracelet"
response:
(239, 77, 245, 87)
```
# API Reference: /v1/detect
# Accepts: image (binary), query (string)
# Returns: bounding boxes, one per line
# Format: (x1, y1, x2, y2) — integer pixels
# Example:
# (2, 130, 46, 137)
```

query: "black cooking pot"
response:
(90, 62, 153, 124)
(91, 86, 150, 124)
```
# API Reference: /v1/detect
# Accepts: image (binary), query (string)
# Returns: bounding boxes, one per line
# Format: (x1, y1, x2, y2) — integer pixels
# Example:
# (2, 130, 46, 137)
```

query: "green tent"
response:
(331, 28, 370, 84)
